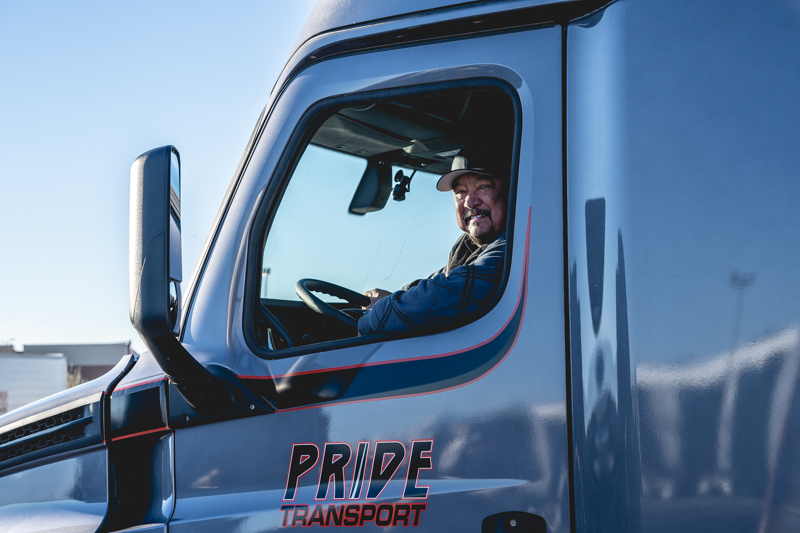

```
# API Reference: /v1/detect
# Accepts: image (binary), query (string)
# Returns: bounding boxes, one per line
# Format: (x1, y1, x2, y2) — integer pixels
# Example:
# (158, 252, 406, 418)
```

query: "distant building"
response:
(23, 342, 137, 387)
(0, 342, 138, 415)
(0, 349, 67, 415)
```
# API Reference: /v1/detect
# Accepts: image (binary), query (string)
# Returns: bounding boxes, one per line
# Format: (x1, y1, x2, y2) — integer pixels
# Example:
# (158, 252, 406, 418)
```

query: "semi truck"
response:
(1, 0, 799, 531)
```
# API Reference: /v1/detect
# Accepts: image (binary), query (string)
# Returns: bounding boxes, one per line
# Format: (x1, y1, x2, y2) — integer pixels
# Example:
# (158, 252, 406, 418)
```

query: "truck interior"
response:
(255, 86, 515, 352)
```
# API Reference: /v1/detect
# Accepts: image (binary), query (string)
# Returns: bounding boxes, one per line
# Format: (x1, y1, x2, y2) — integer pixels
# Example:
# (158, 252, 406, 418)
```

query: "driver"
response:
(358, 143, 508, 336)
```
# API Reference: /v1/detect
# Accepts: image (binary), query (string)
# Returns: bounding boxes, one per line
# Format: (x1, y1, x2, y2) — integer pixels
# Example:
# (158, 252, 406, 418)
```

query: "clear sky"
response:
(0, 1, 316, 353)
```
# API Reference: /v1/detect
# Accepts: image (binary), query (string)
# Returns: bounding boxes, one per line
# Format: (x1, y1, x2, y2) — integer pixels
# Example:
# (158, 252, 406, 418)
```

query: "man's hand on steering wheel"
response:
(362, 288, 392, 311)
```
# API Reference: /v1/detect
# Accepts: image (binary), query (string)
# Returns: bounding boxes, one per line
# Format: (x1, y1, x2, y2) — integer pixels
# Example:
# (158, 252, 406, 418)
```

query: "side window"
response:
(255, 87, 515, 353)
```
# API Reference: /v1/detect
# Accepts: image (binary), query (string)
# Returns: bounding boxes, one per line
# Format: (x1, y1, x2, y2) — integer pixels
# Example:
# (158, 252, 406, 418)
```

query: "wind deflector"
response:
(348, 159, 392, 215)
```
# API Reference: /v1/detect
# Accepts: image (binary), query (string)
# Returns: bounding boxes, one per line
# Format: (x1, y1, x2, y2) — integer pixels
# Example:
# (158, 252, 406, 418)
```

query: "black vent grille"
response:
(0, 406, 89, 463)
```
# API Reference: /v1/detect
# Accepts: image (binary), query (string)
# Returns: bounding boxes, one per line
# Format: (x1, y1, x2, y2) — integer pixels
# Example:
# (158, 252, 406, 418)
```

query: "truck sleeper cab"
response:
(2, 0, 800, 532)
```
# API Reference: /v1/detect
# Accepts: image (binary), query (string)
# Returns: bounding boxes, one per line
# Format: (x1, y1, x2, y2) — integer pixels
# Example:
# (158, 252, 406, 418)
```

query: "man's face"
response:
(452, 173, 507, 245)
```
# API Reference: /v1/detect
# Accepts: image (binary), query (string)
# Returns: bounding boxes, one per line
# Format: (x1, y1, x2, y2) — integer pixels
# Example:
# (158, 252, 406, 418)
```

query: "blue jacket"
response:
(357, 233, 506, 336)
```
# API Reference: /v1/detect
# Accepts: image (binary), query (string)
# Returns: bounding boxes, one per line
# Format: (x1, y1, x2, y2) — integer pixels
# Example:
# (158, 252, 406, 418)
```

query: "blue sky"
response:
(0, 1, 315, 353)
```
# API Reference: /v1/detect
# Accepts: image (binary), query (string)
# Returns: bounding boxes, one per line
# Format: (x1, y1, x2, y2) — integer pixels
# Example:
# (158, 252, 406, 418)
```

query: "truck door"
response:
(170, 9, 567, 533)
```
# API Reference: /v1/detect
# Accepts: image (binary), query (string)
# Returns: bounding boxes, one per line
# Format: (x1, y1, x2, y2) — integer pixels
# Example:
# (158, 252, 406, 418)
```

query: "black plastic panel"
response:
(110, 380, 169, 441)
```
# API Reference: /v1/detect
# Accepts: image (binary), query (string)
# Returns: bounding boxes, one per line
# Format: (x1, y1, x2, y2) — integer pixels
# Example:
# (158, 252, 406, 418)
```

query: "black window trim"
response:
(242, 77, 522, 360)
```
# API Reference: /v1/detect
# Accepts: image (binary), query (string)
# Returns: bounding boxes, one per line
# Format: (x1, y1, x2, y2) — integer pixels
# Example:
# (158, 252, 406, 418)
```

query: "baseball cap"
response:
(436, 143, 508, 192)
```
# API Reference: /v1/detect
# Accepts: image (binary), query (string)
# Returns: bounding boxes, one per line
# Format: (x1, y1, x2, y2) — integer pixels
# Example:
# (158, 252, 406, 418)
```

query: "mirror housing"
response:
(129, 146, 183, 334)
(129, 146, 232, 413)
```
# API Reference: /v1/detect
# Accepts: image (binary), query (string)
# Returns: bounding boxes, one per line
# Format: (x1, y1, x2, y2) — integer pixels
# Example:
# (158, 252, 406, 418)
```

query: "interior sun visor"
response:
(348, 159, 392, 215)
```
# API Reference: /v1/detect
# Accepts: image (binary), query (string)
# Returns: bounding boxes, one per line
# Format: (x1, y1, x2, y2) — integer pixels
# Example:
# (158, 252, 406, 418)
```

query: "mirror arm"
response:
(140, 325, 234, 414)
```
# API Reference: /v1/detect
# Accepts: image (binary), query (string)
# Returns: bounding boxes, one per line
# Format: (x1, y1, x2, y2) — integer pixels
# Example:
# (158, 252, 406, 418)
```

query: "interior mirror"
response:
(348, 159, 392, 215)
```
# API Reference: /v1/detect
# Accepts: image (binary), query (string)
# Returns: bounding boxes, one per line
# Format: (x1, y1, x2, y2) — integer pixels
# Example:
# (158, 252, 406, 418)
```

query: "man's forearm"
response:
(357, 257, 502, 336)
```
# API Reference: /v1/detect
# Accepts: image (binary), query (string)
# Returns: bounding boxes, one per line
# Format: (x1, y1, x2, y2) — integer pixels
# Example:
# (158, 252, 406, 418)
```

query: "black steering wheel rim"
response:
(295, 279, 371, 328)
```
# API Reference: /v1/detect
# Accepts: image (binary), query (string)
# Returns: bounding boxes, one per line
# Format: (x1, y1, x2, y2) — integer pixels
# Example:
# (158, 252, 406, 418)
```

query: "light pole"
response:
(730, 271, 755, 352)
(717, 270, 756, 486)
(261, 267, 271, 299)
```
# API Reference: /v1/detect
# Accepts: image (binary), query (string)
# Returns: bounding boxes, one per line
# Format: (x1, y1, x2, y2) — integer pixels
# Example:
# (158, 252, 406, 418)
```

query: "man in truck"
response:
(358, 143, 509, 336)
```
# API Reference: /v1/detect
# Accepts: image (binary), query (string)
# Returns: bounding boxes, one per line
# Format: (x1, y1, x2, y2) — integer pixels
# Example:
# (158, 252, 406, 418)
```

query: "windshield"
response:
(262, 145, 462, 301)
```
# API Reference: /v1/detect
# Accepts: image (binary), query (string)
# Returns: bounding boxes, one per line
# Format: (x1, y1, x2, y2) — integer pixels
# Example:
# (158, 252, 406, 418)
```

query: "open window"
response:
(251, 85, 516, 355)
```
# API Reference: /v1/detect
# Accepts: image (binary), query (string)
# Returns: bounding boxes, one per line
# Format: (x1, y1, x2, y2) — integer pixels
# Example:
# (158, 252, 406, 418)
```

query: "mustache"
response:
(464, 208, 491, 223)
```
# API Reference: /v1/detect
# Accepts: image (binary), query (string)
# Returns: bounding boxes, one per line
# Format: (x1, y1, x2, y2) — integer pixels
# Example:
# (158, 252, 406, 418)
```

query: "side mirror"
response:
(129, 146, 231, 412)
(129, 146, 183, 335)
(348, 159, 392, 215)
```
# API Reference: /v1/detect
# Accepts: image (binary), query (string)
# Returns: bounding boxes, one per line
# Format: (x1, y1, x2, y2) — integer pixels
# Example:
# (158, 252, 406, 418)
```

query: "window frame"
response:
(242, 77, 522, 360)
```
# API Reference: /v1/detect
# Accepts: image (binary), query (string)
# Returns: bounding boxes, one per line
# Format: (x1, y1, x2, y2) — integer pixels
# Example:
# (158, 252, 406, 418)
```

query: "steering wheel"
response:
(295, 279, 371, 328)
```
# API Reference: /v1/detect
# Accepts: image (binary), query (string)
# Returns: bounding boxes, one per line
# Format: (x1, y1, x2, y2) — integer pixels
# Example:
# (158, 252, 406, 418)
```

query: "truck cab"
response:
(3, 0, 800, 532)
